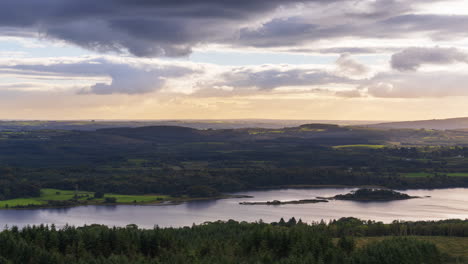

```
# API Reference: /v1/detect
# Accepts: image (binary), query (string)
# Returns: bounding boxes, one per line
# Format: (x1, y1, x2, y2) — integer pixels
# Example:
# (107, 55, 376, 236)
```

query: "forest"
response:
(2, 217, 466, 264)
(3, 124, 468, 201)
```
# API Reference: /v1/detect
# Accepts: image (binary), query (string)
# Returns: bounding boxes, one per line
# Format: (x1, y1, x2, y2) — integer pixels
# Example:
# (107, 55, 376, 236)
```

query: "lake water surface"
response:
(1, 188, 468, 229)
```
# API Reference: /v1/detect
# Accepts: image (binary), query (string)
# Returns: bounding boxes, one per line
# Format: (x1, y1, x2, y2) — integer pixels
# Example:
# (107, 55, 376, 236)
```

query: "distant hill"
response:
(366, 117, 468, 130)
(0, 119, 378, 131)
(98, 126, 203, 141)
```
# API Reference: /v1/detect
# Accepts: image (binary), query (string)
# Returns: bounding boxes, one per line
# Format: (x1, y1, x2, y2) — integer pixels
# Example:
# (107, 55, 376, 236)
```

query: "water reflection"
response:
(93, 205, 118, 212)
(0, 188, 467, 229)
(185, 200, 218, 210)
(42, 207, 72, 214)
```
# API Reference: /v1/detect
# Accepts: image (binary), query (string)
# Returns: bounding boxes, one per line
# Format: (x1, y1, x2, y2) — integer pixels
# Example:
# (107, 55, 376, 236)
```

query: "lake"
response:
(1, 188, 468, 229)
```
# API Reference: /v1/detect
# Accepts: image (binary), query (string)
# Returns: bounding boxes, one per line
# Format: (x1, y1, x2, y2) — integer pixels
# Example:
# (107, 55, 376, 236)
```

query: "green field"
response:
(402, 172, 468, 178)
(0, 188, 170, 208)
(355, 236, 468, 262)
(248, 129, 285, 135)
(0, 198, 45, 208)
(332, 144, 386, 149)
(401, 172, 434, 178)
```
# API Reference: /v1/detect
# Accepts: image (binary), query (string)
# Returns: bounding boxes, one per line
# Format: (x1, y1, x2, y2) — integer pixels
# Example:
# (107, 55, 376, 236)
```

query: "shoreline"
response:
(0, 194, 253, 210)
(0, 184, 459, 210)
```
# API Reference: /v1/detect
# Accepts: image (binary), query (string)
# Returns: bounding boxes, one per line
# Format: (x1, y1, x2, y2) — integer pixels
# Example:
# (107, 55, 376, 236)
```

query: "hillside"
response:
(367, 117, 468, 130)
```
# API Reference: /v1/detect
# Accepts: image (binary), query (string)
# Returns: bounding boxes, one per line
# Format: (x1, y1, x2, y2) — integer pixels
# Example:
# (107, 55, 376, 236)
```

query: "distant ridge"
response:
(366, 117, 468, 130)
(0, 119, 379, 131)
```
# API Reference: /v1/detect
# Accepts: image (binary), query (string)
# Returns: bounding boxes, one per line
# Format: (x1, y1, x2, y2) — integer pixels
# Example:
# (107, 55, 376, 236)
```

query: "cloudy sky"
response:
(1, 0, 468, 120)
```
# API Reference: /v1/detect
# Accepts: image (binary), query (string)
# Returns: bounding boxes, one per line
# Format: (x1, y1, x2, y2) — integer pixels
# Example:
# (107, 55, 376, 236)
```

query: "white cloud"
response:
(366, 71, 468, 98)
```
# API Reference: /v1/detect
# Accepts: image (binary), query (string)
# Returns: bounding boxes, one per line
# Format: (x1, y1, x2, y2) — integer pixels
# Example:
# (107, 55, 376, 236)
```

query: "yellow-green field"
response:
(354, 236, 468, 261)
(333, 144, 386, 149)
(0, 188, 170, 208)
(299, 128, 325, 132)
(402, 172, 468, 178)
(248, 130, 285, 135)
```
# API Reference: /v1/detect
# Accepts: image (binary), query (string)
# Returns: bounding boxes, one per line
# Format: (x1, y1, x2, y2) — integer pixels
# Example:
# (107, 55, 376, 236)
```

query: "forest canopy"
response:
(0, 218, 457, 264)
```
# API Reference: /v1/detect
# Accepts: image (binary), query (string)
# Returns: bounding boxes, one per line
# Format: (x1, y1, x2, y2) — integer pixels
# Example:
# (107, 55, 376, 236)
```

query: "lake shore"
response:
(0, 185, 436, 210)
(0, 188, 253, 210)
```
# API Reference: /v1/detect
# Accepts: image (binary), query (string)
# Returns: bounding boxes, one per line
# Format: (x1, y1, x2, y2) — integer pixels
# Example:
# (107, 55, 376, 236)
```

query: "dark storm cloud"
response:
(0, 0, 335, 57)
(0, 0, 460, 57)
(237, 13, 468, 48)
(391, 47, 468, 71)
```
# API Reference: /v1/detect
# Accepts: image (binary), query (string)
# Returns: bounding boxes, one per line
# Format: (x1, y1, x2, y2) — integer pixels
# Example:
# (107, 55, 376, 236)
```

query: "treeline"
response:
(0, 218, 447, 264)
(326, 217, 468, 237)
(20, 166, 468, 196)
(5, 164, 468, 200)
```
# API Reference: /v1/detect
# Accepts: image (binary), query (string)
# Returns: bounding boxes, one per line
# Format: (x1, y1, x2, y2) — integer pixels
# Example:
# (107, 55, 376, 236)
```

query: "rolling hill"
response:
(366, 117, 468, 130)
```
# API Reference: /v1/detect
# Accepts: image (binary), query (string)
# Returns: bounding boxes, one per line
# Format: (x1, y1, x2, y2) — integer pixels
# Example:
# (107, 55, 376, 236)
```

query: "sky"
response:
(1, 0, 468, 120)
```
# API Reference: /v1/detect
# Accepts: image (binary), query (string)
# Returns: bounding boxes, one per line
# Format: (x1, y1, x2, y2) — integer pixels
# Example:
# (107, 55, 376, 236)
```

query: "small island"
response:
(331, 188, 419, 201)
(240, 198, 328, 205)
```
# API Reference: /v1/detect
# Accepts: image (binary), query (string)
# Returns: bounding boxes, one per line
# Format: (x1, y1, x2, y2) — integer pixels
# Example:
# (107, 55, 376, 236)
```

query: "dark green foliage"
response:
(338, 236, 355, 254)
(104, 197, 117, 203)
(94, 192, 104, 199)
(0, 219, 447, 264)
(0, 168, 40, 200)
(327, 217, 468, 237)
(334, 188, 413, 201)
(352, 237, 442, 264)
(186, 185, 220, 197)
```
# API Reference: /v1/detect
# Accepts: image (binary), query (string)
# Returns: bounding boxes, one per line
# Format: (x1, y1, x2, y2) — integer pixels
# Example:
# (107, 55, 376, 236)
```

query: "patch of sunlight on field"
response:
(249, 130, 285, 135)
(402, 172, 468, 178)
(333, 144, 386, 149)
(299, 128, 325, 132)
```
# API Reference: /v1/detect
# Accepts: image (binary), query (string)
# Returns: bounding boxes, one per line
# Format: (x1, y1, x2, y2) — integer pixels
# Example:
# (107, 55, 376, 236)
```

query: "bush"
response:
(104, 197, 117, 203)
